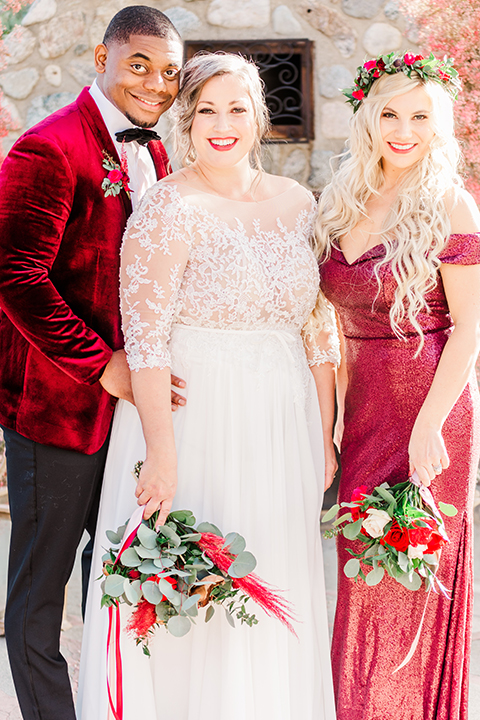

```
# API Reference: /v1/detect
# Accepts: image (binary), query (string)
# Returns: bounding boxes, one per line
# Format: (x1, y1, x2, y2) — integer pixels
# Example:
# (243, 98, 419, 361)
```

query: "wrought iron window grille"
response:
(184, 39, 314, 143)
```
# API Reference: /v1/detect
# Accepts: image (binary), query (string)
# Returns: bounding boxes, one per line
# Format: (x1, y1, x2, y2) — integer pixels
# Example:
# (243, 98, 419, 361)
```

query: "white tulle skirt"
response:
(77, 325, 336, 720)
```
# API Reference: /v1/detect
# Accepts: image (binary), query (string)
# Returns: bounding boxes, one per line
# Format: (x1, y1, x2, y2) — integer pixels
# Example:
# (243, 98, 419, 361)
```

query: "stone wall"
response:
(0, 0, 419, 188)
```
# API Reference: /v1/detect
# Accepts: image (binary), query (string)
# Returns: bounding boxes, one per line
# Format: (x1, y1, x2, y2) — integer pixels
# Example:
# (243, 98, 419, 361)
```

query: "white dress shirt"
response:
(89, 80, 158, 209)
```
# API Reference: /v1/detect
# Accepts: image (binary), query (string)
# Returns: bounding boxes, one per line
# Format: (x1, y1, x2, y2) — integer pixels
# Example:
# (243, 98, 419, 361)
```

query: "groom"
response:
(0, 6, 183, 719)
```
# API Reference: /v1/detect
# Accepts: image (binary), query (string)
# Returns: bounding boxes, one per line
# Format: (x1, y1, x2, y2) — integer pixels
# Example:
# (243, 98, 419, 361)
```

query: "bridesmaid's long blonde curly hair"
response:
(312, 71, 462, 350)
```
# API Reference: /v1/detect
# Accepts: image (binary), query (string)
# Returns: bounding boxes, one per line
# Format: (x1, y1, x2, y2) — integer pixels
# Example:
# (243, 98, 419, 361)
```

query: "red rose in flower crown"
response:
(343, 51, 460, 113)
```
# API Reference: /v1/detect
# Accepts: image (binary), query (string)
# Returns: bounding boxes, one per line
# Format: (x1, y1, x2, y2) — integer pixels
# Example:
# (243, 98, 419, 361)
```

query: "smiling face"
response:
(94, 34, 183, 128)
(190, 74, 257, 168)
(379, 85, 435, 175)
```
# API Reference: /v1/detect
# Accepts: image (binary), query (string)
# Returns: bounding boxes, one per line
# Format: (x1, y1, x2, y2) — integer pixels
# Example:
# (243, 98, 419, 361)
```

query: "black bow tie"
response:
(115, 128, 161, 146)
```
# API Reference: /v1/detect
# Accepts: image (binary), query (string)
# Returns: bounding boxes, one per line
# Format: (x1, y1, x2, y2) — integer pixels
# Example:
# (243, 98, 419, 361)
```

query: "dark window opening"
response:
(184, 39, 314, 143)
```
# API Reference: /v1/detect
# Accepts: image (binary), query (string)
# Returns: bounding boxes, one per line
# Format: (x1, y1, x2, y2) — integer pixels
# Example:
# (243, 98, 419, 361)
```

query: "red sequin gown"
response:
(320, 234, 480, 720)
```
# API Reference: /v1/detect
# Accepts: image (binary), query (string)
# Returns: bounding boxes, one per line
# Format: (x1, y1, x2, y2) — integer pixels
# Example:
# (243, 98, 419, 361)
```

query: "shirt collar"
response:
(89, 80, 136, 140)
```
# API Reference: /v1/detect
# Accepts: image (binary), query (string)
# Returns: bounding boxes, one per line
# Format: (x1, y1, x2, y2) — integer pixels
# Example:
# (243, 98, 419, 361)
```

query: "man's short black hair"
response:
(103, 5, 181, 47)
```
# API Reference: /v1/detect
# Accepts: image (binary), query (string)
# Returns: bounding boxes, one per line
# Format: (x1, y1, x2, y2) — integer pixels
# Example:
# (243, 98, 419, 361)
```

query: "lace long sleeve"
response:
(303, 297, 341, 367)
(120, 185, 193, 372)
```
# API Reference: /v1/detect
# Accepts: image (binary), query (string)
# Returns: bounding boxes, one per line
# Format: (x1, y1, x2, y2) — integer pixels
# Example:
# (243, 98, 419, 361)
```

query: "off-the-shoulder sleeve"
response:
(438, 233, 480, 265)
(120, 185, 193, 372)
(303, 298, 341, 367)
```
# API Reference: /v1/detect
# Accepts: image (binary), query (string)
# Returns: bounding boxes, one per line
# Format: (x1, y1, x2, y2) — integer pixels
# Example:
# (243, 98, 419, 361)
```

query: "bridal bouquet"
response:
(322, 474, 457, 595)
(101, 465, 295, 654)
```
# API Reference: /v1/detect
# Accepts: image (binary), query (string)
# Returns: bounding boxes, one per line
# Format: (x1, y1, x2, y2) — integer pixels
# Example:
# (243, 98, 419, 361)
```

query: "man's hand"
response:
(99, 351, 186, 410)
(171, 375, 186, 411)
(99, 349, 133, 403)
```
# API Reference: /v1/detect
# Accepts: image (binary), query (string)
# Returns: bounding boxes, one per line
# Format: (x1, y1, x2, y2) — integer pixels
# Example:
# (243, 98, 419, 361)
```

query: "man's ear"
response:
(94, 43, 108, 74)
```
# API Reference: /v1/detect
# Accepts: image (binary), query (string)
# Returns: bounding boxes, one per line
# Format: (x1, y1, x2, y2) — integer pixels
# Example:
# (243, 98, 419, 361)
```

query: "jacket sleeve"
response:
(0, 132, 113, 385)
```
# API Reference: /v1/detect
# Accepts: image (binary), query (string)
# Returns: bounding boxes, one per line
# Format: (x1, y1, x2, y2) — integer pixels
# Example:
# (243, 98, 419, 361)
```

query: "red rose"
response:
(380, 519, 409, 553)
(154, 575, 178, 602)
(404, 53, 416, 66)
(426, 532, 447, 554)
(415, 54, 424, 62)
(363, 60, 377, 71)
(128, 569, 141, 579)
(377, 59, 386, 71)
(351, 485, 368, 522)
(352, 89, 365, 101)
(107, 168, 123, 183)
(408, 517, 436, 547)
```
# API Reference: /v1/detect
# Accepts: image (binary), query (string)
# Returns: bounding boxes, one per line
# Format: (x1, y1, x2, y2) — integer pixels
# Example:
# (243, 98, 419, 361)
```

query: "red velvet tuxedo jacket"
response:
(0, 87, 169, 454)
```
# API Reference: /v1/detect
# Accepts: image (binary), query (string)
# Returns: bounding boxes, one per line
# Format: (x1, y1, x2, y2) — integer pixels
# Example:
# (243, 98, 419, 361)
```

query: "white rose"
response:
(361, 508, 391, 538)
(407, 544, 428, 560)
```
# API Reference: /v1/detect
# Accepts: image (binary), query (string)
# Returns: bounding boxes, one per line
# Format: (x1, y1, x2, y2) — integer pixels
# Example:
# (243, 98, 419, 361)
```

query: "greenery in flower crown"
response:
(343, 51, 460, 113)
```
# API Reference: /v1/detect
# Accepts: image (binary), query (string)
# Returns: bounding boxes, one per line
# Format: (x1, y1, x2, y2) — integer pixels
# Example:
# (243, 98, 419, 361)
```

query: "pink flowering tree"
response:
(400, 0, 480, 201)
(0, 0, 33, 164)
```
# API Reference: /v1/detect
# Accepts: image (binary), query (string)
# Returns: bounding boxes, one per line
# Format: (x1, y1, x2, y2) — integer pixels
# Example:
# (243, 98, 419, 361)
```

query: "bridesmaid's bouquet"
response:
(101, 464, 295, 654)
(322, 474, 457, 595)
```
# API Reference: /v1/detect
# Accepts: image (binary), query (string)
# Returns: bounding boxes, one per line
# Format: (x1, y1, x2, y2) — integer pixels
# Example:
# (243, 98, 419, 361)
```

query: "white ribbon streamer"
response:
(392, 588, 431, 674)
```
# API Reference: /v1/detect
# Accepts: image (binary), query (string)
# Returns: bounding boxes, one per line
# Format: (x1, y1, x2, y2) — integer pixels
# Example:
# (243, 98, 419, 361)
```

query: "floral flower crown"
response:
(343, 51, 460, 113)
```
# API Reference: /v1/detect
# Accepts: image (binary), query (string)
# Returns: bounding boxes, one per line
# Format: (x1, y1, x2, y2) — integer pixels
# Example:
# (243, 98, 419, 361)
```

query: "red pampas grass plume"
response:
(198, 533, 297, 636)
(126, 598, 157, 640)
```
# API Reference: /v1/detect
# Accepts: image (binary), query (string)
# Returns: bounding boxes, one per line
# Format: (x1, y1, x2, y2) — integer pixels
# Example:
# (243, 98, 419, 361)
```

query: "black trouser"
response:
(2, 426, 109, 720)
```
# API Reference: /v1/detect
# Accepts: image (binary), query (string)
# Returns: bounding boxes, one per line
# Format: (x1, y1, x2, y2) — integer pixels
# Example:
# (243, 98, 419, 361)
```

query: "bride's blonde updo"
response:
(171, 52, 270, 170)
(313, 71, 462, 349)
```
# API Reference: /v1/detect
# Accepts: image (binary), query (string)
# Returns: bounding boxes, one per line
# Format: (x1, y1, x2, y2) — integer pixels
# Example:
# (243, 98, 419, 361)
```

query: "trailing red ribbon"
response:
(107, 604, 123, 720)
(106, 506, 144, 720)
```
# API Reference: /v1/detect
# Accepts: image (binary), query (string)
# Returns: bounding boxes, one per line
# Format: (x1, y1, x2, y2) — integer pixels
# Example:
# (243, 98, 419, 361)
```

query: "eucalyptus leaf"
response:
(205, 605, 215, 623)
(158, 578, 177, 600)
(153, 558, 175, 568)
(364, 545, 378, 558)
(397, 571, 422, 591)
(438, 502, 458, 517)
(397, 552, 410, 572)
(124, 579, 141, 604)
(321, 504, 340, 524)
(332, 512, 352, 527)
(375, 485, 396, 505)
(155, 602, 170, 623)
(169, 590, 183, 607)
(423, 554, 439, 566)
(102, 552, 111, 563)
(168, 510, 188, 523)
(343, 519, 363, 541)
(106, 530, 121, 545)
(228, 551, 257, 578)
(223, 532, 246, 555)
(116, 524, 127, 538)
(181, 533, 202, 542)
(224, 608, 235, 628)
(138, 560, 160, 575)
(157, 525, 181, 547)
(104, 573, 128, 598)
(136, 546, 160, 559)
(181, 595, 200, 612)
(142, 581, 163, 605)
(365, 566, 384, 586)
(167, 615, 192, 637)
(343, 558, 360, 579)
(197, 522, 223, 537)
(137, 524, 158, 549)
(167, 546, 187, 555)
(119, 547, 142, 568)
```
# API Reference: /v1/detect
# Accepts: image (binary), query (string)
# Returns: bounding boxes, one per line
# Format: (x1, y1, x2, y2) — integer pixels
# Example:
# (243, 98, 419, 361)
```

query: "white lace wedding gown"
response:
(77, 181, 338, 720)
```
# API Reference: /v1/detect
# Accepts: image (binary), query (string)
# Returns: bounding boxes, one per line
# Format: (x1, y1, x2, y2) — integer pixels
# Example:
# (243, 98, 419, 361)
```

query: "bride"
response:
(77, 52, 338, 720)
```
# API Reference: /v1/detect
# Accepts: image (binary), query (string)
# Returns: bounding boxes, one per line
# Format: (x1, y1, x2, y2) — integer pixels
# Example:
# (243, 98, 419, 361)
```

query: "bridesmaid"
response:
(314, 52, 480, 720)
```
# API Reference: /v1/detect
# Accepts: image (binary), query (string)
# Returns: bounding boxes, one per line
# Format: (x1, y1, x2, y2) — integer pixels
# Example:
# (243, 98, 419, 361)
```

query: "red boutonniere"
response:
(101, 146, 132, 199)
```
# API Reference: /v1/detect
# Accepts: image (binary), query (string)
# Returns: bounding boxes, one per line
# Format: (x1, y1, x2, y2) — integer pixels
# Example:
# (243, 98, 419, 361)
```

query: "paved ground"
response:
(0, 512, 479, 719)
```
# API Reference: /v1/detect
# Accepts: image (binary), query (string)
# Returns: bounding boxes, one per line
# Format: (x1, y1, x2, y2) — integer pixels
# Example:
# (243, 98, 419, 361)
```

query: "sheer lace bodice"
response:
(120, 181, 339, 371)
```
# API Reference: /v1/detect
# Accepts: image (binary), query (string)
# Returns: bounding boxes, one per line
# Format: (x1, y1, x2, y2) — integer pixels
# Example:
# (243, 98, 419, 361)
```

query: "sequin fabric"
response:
(321, 233, 480, 720)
